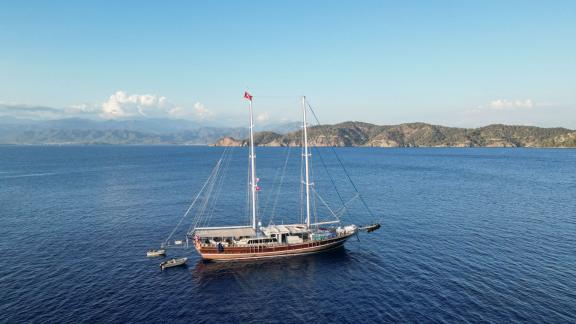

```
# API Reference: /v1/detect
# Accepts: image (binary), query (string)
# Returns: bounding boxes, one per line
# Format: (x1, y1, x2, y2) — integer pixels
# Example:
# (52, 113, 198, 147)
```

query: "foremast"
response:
(245, 92, 258, 230)
(302, 96, 312, 229)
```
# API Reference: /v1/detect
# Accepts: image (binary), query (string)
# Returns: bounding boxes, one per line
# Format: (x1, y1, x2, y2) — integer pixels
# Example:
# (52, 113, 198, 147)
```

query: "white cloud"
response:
(256, 112, 270, 123)
(486, 99, 534, 110)
(0, 104, 62, 120)
(1, 91, 213, 121)
(466, 98, 535, 116)
(100, 90, 171, 119)
(194, 102, 213, 119)
(64, 103, 100, 115)
(97, 90, 212, 121)
(459, 99, 576, 128)
(167, 106, 188, 118)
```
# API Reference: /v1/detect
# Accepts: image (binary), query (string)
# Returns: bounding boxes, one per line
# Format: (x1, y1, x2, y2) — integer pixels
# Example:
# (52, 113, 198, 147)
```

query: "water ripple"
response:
(0, 147, 575, 323)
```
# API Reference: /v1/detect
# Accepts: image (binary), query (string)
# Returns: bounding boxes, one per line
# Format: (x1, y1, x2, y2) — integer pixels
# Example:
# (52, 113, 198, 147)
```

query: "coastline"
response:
(0, 143, 574, 149)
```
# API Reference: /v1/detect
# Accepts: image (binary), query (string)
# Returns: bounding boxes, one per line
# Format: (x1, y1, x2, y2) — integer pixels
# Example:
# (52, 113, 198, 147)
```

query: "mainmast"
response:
(302, 96, 311, 228)
(246, 92, 257, 230)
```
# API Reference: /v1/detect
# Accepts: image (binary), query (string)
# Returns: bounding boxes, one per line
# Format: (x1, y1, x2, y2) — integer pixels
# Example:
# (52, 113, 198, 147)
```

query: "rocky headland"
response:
(213, 122, 576, 148)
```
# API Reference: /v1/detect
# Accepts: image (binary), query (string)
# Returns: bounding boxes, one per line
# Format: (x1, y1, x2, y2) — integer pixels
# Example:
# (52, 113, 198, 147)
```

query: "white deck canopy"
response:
(195, 227, 256, 238)
(260, 224, 309, 236)
(261, 225, 290, 236)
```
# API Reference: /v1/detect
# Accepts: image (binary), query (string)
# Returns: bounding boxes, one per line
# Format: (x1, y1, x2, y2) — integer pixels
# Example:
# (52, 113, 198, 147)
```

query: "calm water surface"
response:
(0, 146, 575, 323)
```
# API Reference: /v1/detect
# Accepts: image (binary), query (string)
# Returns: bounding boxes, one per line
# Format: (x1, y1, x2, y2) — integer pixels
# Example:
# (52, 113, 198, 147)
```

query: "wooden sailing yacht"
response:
(155, 92, 380, 263)
(185, 92, 359, 261)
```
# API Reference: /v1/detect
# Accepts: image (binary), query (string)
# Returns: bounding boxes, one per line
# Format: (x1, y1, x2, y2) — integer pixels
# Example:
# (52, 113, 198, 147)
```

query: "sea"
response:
(0, 146, 575, 323)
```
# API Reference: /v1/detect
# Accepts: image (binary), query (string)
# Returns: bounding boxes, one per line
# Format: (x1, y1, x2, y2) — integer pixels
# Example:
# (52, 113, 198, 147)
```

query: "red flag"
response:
(244, 91, 253, 101)
(255, 185, 261, 191)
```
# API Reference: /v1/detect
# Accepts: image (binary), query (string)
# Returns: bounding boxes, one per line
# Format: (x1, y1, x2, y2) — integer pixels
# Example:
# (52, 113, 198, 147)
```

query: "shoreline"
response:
(0, 143, 574, 149)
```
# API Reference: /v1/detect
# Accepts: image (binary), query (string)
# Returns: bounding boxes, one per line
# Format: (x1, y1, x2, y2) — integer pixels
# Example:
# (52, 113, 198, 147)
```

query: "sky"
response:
(0, 0, 575, 128)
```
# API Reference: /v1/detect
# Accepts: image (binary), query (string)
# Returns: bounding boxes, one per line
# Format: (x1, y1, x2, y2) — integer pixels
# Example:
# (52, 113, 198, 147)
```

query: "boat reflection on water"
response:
(191, 246, 353, 285)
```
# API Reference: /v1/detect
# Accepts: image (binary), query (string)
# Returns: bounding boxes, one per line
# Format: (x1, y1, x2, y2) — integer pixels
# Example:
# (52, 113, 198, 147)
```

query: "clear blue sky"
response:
(1, 1, 575, 127)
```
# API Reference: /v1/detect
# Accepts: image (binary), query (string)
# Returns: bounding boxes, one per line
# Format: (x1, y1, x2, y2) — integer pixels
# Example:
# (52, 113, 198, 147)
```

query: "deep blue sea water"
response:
(0, 146, 575, 323)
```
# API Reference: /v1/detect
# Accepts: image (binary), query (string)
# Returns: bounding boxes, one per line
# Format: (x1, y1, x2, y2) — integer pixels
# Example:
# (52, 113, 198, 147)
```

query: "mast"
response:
(248, 94, 257, 230)
(302, 96, 311, 228)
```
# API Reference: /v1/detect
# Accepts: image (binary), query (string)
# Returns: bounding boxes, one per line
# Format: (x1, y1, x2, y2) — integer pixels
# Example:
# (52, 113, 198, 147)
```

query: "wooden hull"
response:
(194, 233, 354, 261)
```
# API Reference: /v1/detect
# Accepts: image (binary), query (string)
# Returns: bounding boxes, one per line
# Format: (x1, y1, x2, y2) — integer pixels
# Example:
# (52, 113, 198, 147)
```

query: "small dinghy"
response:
(359, 223, 381, 233)
(147, 249, 166, 257)
(160, 257, 188, 270)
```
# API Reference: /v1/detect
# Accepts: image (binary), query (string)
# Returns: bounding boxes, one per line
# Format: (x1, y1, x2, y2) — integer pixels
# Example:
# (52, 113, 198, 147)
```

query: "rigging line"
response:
(252, 95, 301, 99)
(334, 193, 360, 217)
(205, 146, 234, 225)
(206, 147, 233, 219)
(306, 100, 377, 219)
(311, 187, 340, 221)
(197, 162, 223, 228)
(192, 165, 220, 229)
(300, 129, 305, 225)
(270, 145, 292, 225)
(311, 144, 347, 212)
(200, 148, 228, 226)
(307, 148, 317, 227)
(245, 147, 251, 226)
(195, 152, 222, 228)
(312, 161, 319, 227)
(195, 148, 229, 228)
(188, 154, 225, 231)
(214, 146, 235, 218)
(166, 156, 223, 247)
(261, 147, 283, 223)
(260, 147, 285, 222)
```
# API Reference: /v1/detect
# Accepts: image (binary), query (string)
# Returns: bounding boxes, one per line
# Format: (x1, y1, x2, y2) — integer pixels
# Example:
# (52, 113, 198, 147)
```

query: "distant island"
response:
(214, 122, 576, 148)
(0, 118, 574, 147)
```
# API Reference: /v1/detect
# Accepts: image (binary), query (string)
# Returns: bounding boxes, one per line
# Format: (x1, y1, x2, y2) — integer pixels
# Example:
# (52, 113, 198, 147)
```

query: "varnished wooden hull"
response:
(195, 233, 354, 261)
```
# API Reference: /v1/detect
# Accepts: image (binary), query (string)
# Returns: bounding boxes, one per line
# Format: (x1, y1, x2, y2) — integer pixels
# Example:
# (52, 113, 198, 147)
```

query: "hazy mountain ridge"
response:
(1, 118, 574, 146)
(0, 118, 297, 145)
(214, 122, 576, 148)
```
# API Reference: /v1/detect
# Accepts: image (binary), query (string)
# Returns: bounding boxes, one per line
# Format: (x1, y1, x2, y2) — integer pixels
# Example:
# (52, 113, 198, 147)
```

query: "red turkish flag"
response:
(244, 91, 253, 101)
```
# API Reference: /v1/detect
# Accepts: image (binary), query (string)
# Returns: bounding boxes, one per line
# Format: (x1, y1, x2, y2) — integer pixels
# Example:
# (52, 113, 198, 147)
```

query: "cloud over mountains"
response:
(488, 99, 534, 110)
(0, 90, 211, 121)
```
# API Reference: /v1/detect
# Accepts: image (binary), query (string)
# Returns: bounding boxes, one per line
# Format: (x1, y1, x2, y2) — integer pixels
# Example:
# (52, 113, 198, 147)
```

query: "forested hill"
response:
(214, 122, 576, 148)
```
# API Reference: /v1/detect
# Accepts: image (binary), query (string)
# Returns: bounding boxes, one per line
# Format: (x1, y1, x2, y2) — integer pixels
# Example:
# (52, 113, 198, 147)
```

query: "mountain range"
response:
(0, 117, 299, 145)
(214, 122, 576, 148)
(1, 118, 574, 147)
